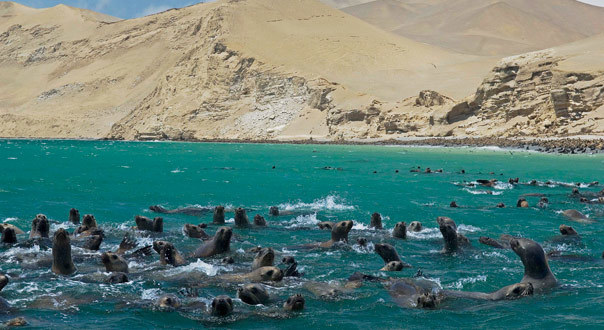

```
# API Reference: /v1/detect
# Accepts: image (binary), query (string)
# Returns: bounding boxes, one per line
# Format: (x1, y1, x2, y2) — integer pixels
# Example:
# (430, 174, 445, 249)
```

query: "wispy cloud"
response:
(137, 4, 173, 17)
(94, 0, 112, 11)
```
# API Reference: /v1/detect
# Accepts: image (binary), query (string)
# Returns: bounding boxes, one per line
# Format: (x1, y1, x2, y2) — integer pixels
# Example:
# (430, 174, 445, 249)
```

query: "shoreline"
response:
(1, 136, 603, 154)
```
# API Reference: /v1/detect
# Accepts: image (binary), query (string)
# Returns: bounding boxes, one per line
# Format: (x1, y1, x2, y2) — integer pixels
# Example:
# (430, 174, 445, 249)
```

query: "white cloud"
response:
(94, 0, 112, 11)
(137, 4, 173, 17)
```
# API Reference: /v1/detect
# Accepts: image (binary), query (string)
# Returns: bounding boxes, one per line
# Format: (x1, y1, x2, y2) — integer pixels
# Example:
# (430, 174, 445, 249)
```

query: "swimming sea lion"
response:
(221, 266, 283, 282)
(150, 205, 211, 217)
(392, 222, 407, 239)
(82, 235, 103, 251)
(74, 214, 99, 236)
(408, 221, 422, 232)
(69, 208, 80, 225)
(387, 278, 442, 309)
(135, 216, 163, 232)
(381, 261, 405, 271)
(30, 214, 50, 239)
(234, 208, 251, 228)
(477, 179, 497, 187)
(192, 226, 232, 258)
(445, 282, 533, 300)
(253, 214, 267, 227)
(496, 203, 505, 208)
(282, 256, 302, 277)
(269, 206, 279, 216)
(437, 217, 470, 253)
(450, 201, 458, 208)
(101, 252, 129, 273)
(356, 237, 368, 247)
(238, 283, 270, 305)
(210, 295, 233, 316)
(374, 243, 411, 268)
(107, 272, 129, 284)
(0, 274, 7, 292)
(1, 227, 17, 244)
(559, 224, 578, 236)
(156, 294, 182, 311)
(510, 238, 557, 291)
(317, 221, 335, 230)
(183, 224, 210, 239)
(251, 247, 274, 270)
(52, 228, 76, 275)
(319, 220, 353, 248)
(0, 224, 25, 235)
(517, 198, 529, 208)
(222, 257, 235, 264)
(537, 197, 549, 209)
(153, 241, 187, 267)
(283, 294, 305, 311)
(213, 206, 225, 224)
(370, 213, 383, 229)
(562, 209, 594, 223)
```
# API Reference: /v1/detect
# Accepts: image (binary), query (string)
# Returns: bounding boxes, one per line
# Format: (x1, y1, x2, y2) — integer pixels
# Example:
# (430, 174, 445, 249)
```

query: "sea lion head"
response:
(222, 256, 235, 264)
(214, 226, 233, 251)
(269, 206, 279, 216)
(52, 228, 76, 275)
(213, 206, 225, 224)
(252, 247, 275, 269)
(135, 215, 152, 231)
(211, 295, 233, 316)
(256, 266, 283, 282)
(253, 214, 267, 226)
(157, 294, 181, 311)
(497, 203, 505, 208)
(510, 238, 551, 279)
(283, 294, 305, 311)
(392, 222, 407, 239)
(504, 282, 534, 299)
(317, 221, 334, 230)
(370, 213, 382, 229)
(331, 220, 353, 242)
(282, 256, 296, 265)
(101, 252, 128, 273)
(83, 235, 103, 251)
(1, 227, 17, 244)
(408, 221, 422, 232)
(107, 272, 129, 284)
(374, 243, 400, 263)
(416, 292, 440, 309)
(450, 201, 458, 208)
(69, 208, 80, 224)
(183, 224, 207, 238)
(31, 214, 50, 238)
(234, 208, 250, 227)
(356, 237, 368, 247)
(559, 224, 578, 236)
(437, 216, 457, 236)
(82, 214, 97, 228)
(381, 261, 404, 271)
(0, 274, 8, 292)
(237, 283, 269, 305)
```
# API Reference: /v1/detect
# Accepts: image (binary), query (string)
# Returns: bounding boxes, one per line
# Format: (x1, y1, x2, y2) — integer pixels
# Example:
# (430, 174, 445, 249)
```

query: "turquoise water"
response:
(0, 140, 603, 329)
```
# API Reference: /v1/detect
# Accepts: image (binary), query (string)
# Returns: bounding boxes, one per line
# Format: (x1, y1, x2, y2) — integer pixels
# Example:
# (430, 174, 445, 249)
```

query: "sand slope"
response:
(340, 0, 604, 56)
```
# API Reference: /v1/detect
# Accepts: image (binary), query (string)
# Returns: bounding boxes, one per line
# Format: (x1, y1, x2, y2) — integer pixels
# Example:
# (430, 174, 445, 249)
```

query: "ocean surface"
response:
(0, 140, 603, 329)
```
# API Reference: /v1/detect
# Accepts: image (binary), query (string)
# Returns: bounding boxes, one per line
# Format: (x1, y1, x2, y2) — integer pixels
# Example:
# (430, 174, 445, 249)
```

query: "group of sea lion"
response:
(1, 174, 602, 324)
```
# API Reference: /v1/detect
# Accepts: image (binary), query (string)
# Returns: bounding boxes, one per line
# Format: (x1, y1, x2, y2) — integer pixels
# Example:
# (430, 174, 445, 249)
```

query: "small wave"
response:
(284, 213, 319, 229)
(170, 168, 185, 173)
(142, 288, 163, 300)
(7, 157, 17, 160)
(458, 224, 482, 233)
(278, 195, 355, 212)
(352, 222, 370, 231)
(463, 188, 502, 195)
(164, 259, 231, 277)
(407, 227, 441, 240)
(352, 242, 374, 254)
(493, 182, 514, 190)
(2, 217, 18, 223)
(447, 275, 487, 289)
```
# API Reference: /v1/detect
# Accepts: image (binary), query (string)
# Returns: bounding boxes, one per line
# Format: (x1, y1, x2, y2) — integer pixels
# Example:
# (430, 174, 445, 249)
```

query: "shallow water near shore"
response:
(0, 140, 603, 329)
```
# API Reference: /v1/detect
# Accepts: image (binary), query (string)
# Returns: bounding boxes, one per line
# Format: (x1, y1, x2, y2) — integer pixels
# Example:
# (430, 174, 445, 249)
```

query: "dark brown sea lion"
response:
(0, 224, 25, 235)
(1, 227, 17, 244)
(192, 227, 232, 258)
(381, 261, 405, 271)
(134, 215, 163, 232)
(374, 243, 411, 268)
(517, 198, 529, 208)
(183, 224, 210, 239)
(238, 284, 270, 305)
(510, 238, 557, 291)
(251, 247, 275, 270)
(559, 224, 578, 236)
(477, 179, 497, 187)
(450, 201, 458, 208)
(234, 208, 251, 228)
(69, 208, 80, 225)
(211, 295, 233, 316)
(82, 234, 103, 251)
(107, 272, 129, 284)
(52, 228, 76, 275)
(153, 241, 187, 267)
(213, 206, 225, 224)
(253, 214, 267, 227)
(392, 222, 407, 239)
(437, 217, 470, 253)
(282, 256, 302, 277)
(30, 214, 50, 239)
(370, 213, 383, 229)
(101, 252, 128, 273)
(283, 294, 305, 311)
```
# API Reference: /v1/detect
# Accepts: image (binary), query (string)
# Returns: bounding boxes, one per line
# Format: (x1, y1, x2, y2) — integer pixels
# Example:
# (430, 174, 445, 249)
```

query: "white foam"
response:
(352, 242, 374, 254)
(447, 274, 488, 289)
(458, 224, 482, 233)
(278, 195, 355, 212)
(463, 188, 503, 195)
(352, 222, 370, 231)
(284, 213, 319, 229)
(164, 259, 230, 276)
(2, 217, 18, 223)
(407, 227, 441, 240)
(142, 288, 163, 300)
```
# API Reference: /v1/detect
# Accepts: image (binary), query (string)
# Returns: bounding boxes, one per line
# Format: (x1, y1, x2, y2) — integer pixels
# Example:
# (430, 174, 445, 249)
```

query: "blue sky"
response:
(11, 0, 604, 19)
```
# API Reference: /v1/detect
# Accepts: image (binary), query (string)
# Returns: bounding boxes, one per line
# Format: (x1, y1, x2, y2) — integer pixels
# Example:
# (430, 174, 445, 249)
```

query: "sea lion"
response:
(192, 226, 232, 258)
(537, 197, 549, 209)
(510, 238, 557, 291)
(3, 317, 27, 327)
(445, 282, 533, 301)
(319, 220, 353, 248)
(562, 209, 594, 223)
(356, 237, 368, 247)
(269, 206, 280, 216)
(387, 278, 442, 309)
(0, 274, 7, 292)
(477, 179, 497, 187)
(82, 234, 103, 251)
(0, 223, 25, 235)
(221, 266, 284, 282)
(437, 217, 470, 253)
(211, 295, 233, 316)
(153, 241, 187, 267)
(392, 222, 407, 239)
(508, 178, 519, 184)
(281, 256, 302, 277)
(517, 198, 529, 208)
(1, 227, 17, 244)
(374, 243, 411, 268)
(29, 214, 50, 239)
(135, 215, 163, 232)
(69, 208, 80, 225)
(450, 201, 458, 208)
(559, 224, 578, 236)
(381, 261, 404, 271)
(408, 221, 422, 232)
(156, 294, 182, 311)
(74, 214, 99, 236)
(183, 224, 210, 239)
(370, 213, 383, 229)
(479, 236, 507, 249)
(283, 294, 305, 311)
(238, 283, 270, 305)
(52, 228, 76, 275)
(107, 272, 129, 284)
(222, 257, 235, 264)
(213, 206, 225, 224)
(150, 205, 211, 217)
(101, 252, 129, 273)
(317, 221, 335, 230)
(234, 208, 251, 228)
(496, 203, 505, 208)
(251, 247, 275, 270)
(253, 214, 267, 227)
